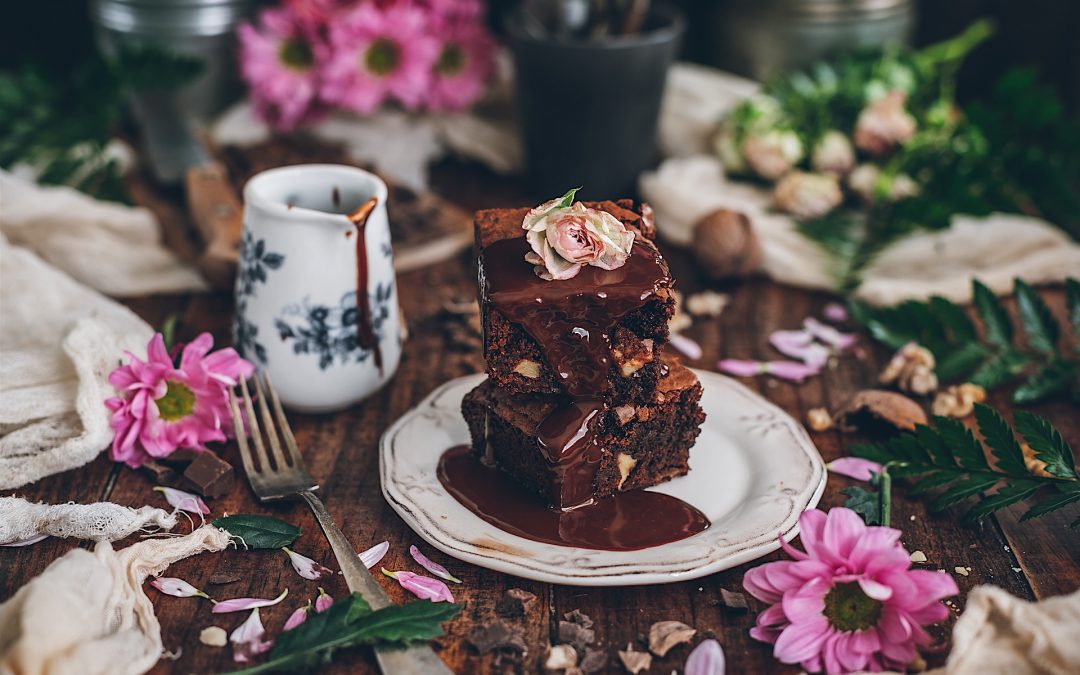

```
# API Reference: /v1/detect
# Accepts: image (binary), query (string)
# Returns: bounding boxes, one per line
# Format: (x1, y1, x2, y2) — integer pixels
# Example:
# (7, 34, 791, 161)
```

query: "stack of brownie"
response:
(462, 199, 705, 510)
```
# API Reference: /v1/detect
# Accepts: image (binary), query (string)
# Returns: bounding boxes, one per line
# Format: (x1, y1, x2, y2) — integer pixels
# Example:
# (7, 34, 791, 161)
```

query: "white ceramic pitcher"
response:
(235, 164, 402, 412)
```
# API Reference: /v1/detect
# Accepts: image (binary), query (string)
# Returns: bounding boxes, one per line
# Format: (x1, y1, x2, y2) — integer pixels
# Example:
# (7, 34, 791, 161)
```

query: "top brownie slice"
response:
(474, 199, 675, 404)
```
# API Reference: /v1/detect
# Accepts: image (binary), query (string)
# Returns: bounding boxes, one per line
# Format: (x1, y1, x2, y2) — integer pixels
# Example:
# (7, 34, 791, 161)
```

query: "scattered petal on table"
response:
(763, 360, 822, 382)
(230, 608, 273, 663)
(150, 576, 210, 599)
(769, 329, 829, 368)
(717, 359, 764, 378)
(153, 486, 210, 515)
(823, 302, 849, 323)
(804, 317, 857, 351)
(212, 588, 289, 613)
(283, 602, 311, 631)
(381, 568, 455, 603)
(669, 333, 703, 360)
(685, 639, 726, 675)
(315, 587, 334, 613)
(283, 546, 334, 580)
(359, 540, 389, 569)
(410, 544, 462, 584)
(1, 534, 49, 547)
(828, 457, 884, 482)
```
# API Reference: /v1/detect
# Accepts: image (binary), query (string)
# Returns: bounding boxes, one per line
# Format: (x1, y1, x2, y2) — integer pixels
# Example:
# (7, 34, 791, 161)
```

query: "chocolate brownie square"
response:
(474, 200, 675, 404)
(462, 355, 705, 509)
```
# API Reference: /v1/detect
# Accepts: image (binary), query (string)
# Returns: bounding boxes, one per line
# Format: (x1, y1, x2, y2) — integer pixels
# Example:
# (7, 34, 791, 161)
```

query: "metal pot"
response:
(712, 0, 915, 81)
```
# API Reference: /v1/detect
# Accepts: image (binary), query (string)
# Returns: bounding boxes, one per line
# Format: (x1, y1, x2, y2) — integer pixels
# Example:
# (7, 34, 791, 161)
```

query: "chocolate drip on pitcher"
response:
(348, 197, 383, 374)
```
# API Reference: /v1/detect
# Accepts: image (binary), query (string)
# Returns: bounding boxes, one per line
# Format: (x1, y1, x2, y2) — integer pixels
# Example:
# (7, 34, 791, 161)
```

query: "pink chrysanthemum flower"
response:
(427, 14, 496, 111)
(321, 2, 440, 113)
(238, 6, 325, 130)
(106, 333, 254, 468)
(744, 508, 957, 674)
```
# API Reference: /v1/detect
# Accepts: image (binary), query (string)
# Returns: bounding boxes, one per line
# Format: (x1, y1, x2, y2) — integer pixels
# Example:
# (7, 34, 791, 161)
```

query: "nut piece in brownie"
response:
(474, 199, 674, 405)
(462, 355, 705, 509)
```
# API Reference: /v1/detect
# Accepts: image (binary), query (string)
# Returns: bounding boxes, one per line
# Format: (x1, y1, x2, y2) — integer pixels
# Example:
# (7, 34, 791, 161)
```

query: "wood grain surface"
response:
(2, 158, 1077, 675)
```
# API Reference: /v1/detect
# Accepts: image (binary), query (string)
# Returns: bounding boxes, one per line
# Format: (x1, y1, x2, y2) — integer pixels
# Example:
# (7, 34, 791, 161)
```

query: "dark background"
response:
(3, 1, 1078, 109)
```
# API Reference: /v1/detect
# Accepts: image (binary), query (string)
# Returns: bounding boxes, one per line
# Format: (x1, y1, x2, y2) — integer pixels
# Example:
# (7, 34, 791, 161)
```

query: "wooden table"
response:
(3, 159, 1078, 675)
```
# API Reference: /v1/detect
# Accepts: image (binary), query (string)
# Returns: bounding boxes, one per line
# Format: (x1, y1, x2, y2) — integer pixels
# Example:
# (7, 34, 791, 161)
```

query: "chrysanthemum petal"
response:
(773, 616, 831, 664)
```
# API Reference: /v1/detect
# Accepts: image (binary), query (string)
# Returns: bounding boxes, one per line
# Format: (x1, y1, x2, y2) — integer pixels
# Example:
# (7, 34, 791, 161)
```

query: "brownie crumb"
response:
(496, 588, 539, 619)
(719, 588, 749, 611)
(563, 609, 595, 629)
(466, 620, 527, 655)
(207, 574, 242, 586)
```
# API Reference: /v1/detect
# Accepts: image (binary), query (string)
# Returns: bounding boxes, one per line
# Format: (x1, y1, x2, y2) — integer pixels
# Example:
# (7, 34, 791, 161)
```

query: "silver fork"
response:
(228, 372, 453, 675)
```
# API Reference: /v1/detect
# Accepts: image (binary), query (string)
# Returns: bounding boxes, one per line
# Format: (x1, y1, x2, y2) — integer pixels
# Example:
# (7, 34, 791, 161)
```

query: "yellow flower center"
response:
(157, 381, 196, 422)
(279, 38, 314, 71)
(364, 39, 399, 76)
(436, 43, 464, 76)
(823, 581, 883, 632)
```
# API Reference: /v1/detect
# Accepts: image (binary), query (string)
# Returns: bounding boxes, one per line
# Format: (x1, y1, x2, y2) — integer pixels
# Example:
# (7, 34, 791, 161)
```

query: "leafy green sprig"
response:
(850, 404, 1080, 527)
(851, 277, 1080, 404)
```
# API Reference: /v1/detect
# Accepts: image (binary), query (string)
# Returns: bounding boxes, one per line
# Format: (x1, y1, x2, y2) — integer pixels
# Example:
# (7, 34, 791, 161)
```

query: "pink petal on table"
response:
(150, 577, 209, 599)
(381, 568, 455, 603)
(230, 608, 273, 663)
(763, 360, 821, 383)
(153, 486, 210, 515)
(315, 587, 334, 613)
(769, 329, 829, 368)
(685, 639, 726, 675)
(1, 534, 49, 547)
(828, 457, 883, 482)
(804, 317, 857, 351)
(669, 333, 703, 360)
(358, 540, 389, 569)
(409, 545, 462, 584)
(823, 302, 849, 323)
(212, 588, 289, 613)
(282, 547, 334, 580)
(717, 359, 764, 378)
(282, 603, 310, 631)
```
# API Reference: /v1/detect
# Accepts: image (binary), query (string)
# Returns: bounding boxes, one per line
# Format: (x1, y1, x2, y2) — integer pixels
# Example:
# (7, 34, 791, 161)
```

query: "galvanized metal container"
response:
(712, 0, 915, 81)
(89, 0, 254, 122)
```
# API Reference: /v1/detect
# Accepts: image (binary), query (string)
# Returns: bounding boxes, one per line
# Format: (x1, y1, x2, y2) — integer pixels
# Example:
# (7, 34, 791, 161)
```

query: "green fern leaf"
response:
(908, 469, 965, 495)
(936, 342, 991, 381)
(929, 295, 977, 342)
(1012, 359, 1078, 404)
(1014, 278, 1060, 354)
(934, 416, 990, 470)
(968, 350, 1030, 389)
(974, 404, 1028, 476)
(962, 480, 1042, 523)
(1020, 482, 1080, 522)
(972, 279, 1012, 347)
(1013, 411, 1079, 480)
(930, 474, 1003, 511)
(1067, 277, 1080, 337)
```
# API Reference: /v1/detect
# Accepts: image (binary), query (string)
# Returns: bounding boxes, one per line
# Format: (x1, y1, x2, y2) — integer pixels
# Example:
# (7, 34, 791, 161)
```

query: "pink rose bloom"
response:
(427, 15, 496, 110)
(321, 2, 440, 114)
(854, 91, 917, 156)
(522, 191, 635, 280)
(744, 508, 957, 674)
(238, 6, 325, 131)
(106, 333, 254, 468)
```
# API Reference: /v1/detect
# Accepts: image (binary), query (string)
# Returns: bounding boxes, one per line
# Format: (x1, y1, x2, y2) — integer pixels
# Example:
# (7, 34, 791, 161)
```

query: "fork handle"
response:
(299, 491, 454, 675)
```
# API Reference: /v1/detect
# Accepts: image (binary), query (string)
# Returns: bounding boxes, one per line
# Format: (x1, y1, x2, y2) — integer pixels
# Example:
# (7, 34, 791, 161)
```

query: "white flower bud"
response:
(742, 130, 803, 181)
(848, 164, 881, 203)
(774, 171, 843, 219)
(811, 130, 855, 175)
(854, 90, 917, 156)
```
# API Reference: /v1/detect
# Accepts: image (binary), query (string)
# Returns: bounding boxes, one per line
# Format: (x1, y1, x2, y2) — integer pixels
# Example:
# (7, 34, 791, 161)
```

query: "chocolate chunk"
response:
(496, 588, 538, 619)
(466, 620, 526, 655)
(181, 451, 234, 498)
(160, 448, 203, 467)
(558, 620, 595, 654)
(580, 648, 607, 673)
(719, 587, 749, 611)
(208, 574, 242, 586)
(563, 609, 594, 629)
(140, 460, 179, 485)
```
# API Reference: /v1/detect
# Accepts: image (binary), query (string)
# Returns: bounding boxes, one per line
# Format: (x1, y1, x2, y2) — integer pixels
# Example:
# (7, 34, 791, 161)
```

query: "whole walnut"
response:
(691, 209, 763, 279)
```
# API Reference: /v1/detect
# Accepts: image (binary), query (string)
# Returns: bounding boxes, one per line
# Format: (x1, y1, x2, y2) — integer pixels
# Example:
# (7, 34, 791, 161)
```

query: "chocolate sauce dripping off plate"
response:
(347, 197, 383, 374)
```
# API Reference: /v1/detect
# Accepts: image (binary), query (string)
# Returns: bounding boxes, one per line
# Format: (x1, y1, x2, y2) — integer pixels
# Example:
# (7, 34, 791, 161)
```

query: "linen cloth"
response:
(0, 497, 176, 545)
(0, 525, 231, 675)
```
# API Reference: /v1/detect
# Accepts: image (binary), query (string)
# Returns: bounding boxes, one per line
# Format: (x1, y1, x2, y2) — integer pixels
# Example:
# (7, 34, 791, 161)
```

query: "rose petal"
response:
(669, 333, 704, 360)
(684, 639, 726, 675)
(213, 588, 289, 613)
(409, 545, 462, 583)
(381, 568, 454, 603)
(359, 541, 389, 569)
(282, 547, 334, 580)
(230, 608, 273, 663)
(827, 457, 884, 482)
(153, 486, 210, 515)
(151, 577, 209, 599)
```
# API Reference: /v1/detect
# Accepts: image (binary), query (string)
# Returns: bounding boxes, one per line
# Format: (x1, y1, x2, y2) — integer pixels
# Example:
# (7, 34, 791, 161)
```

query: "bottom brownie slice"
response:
(462, 355, 705, 509)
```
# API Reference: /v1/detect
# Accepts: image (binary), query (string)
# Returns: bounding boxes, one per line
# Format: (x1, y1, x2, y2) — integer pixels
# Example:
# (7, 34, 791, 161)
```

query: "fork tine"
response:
(239, 376, 271, 473)
(252, 373, 289, 471)
(229, 387, 259, 479)
(262, 371, 305, 468)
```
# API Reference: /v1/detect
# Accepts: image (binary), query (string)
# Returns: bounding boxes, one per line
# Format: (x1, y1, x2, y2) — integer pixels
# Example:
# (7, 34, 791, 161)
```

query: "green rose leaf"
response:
(213, 514, 301, 549)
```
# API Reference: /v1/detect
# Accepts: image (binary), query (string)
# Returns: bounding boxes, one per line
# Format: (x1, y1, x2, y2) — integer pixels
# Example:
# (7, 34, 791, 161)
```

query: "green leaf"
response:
(930, 474, 1002, 511)
(929, 295, 977, 342)
(972, 280, 1013, 347)
(1013, 411, 1079, 480)
(848, 442, 896, 465)
(908, 469, 964, 495)
(556, 187, 580, 208)
(973, 404, 1028, 476)
(934, 416, 989, 470)
(968, 350, 1030, 389)
(1012, 359, 1078, 404)
(842, 486, 883, 525)
(212, 514, 301, 549)
(962, 480, 1042, 523)
(935, 342, 990, 381)
(914, 424, 953, 467)
(226, 595, 461, 675)
(1066, 277, 1080, 337)
(1014, 278, 1060, 354)
(1020, 482, 1080, 523)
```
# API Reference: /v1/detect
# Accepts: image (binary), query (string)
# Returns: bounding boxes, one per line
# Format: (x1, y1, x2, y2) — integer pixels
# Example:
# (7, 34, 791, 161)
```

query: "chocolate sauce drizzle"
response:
(438, 445, 709, 551)
(348, 197, 383, 374)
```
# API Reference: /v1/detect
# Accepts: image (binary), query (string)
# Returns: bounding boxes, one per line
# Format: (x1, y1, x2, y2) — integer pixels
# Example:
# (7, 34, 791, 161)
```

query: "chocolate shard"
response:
(496, 588, 539, 619)
(719, 587, 749, 611)
(558, 620, 596, 654)
(563, 609, 594, 629)
(140, 460, 179, 486)
(160, 448, 203, 467)
(466, 620, 527, 655)
(181, 451, 234, 499)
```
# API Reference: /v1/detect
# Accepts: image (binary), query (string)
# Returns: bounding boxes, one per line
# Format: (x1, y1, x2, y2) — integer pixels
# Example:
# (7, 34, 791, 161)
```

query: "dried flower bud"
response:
(880, 342, 938, 395)
(811, 130, 855, 175)
(692, 209, 763, 279)
(742, 130, 804, 181)
(713, 118, 747, 174)
(931, 383, 986, 418)
(806, 407, 833, 432)
(774, 172, 843, 219)
(854, 90, 917, 156)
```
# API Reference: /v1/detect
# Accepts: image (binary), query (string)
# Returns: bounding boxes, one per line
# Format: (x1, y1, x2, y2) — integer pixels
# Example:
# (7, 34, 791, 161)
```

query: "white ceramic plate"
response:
(380, 370, 826, 586)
